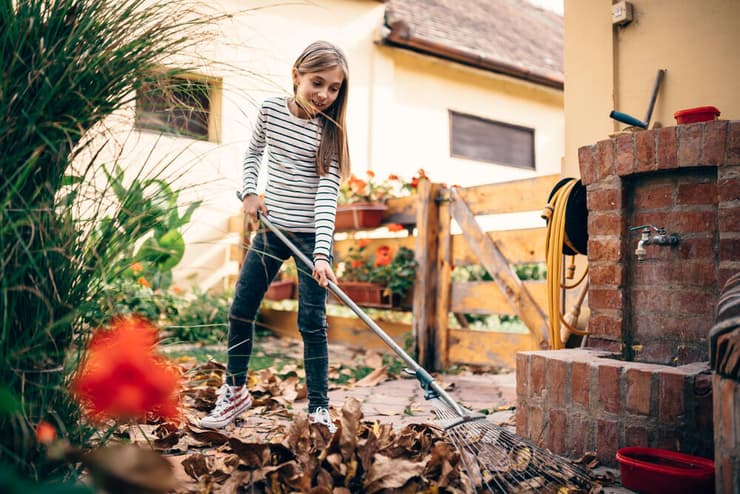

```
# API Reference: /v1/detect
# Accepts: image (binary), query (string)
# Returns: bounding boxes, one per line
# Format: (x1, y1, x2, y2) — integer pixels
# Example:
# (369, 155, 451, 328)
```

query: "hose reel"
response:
(542, 178, 589, 349)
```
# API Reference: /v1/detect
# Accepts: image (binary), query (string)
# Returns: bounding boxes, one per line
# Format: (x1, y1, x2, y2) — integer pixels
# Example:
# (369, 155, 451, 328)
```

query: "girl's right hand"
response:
(242, 194, 267, 221)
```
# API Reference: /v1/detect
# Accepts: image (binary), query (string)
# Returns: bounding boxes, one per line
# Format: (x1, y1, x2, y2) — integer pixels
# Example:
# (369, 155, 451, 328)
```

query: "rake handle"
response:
(236, 192, 466, 417)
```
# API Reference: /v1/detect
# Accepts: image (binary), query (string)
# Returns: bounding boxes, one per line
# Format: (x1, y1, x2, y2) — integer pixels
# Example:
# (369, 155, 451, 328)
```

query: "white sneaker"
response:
(199, 384, 252, 429)
(308, 407, 337, 434)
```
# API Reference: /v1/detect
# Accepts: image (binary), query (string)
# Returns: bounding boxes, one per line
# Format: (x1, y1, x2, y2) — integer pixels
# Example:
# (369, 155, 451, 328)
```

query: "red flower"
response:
(350, 260, 364, 268)
(35, 421, 57, 444)
(366, 170, 375, 178)
(375, 245, 393, 266)
(387, 223, 404, 232)
(357, 238, 371, 248)
(136, 276, 150, 288)
(71, 316, 181, 424)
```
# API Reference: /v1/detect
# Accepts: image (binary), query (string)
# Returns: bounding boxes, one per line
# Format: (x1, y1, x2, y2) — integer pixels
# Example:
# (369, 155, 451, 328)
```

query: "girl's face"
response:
(292, 66, 345, 117)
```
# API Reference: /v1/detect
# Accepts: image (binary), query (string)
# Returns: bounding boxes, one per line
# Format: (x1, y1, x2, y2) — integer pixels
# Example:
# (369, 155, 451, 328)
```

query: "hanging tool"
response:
(238, 192, 598, 492)
(609, 69, 666, 129)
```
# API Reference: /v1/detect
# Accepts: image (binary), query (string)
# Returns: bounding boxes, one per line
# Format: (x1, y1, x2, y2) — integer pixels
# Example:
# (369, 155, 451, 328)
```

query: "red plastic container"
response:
(673, 106, 720, 124)
(616, 447, 714, 494)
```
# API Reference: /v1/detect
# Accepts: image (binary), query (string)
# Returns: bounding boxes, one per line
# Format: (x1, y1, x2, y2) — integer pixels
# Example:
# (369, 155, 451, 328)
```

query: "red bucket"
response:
(616, 447, 714, 494)
(673, 106, 720, 124)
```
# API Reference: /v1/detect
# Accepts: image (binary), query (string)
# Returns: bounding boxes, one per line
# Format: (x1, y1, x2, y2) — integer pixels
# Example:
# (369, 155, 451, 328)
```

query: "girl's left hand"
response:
(313, 259, 337, 287)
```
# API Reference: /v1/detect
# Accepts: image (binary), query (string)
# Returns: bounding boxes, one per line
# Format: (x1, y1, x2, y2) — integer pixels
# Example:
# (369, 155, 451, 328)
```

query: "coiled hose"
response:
(542, 178, 589, 349)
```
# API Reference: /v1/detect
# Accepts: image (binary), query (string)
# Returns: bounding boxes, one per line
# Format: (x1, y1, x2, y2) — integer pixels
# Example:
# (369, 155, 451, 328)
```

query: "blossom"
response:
(137, 276, 150, 288)
(375, 245, 393, 266)
(71, 315, 181, 424)
(387, 223, 405, 232)
(35, 421, 57, 444)
(130, 262, 143, 274)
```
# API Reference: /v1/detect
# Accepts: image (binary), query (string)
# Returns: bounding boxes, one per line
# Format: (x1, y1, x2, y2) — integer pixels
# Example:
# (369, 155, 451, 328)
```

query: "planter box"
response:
(330, 281, 393, 308)
(335, 203, 387, 231)
(264, 279, 294, 300)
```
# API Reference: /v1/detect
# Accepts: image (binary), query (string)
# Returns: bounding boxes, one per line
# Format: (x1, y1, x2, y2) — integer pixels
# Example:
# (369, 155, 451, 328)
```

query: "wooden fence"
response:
(239, 174, 564, 370)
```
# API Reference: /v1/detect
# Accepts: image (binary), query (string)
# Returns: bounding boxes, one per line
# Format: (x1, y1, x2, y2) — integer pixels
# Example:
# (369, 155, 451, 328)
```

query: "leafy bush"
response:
(166, 289, 231, 344)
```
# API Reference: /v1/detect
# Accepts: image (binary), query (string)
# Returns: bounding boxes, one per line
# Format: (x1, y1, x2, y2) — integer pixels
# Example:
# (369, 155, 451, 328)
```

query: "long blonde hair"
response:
(292, 41, 351, 179)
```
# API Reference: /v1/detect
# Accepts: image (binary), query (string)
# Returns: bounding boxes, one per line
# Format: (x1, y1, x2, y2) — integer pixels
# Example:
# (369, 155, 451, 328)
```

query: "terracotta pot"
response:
(264, 279, 294, 300)
(331, 281, 393, 308)
(335, 202, 387, 231)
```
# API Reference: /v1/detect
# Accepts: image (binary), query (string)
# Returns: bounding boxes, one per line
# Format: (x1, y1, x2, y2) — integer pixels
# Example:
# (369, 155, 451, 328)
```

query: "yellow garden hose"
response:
(542, 178, 589, 349)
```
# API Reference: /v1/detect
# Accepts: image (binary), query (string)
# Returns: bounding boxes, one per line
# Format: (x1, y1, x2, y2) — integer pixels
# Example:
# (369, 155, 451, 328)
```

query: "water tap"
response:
(630, 225, 680, 261)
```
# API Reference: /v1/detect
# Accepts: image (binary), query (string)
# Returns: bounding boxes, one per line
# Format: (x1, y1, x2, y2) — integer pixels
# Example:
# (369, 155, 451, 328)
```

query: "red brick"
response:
(655, 429, 681, 451)
(719, 204, 740, 233)
(702, 120, 728, 165)
(527, 404, 544, 441)
(658, 372, 685, 424)
(624, 368, 653, 415)
(588, 314, 623, 341)
(515, 406, 528, 437)
(547, 409, 567, 454)
(657, 126, 678, 169)
(531, 354, 546, 396)
(598, 363, 622, 414)
(616, 133, 635, 176)
(571, 361, 591, 408)
(631, 287, 672, 314)
(624, 425, 649, 447)
(566, 414, 592, 456)
(546, 357, 568, 407)
(516, 353, 530, 397)
(596, 139, 616, 180)
(589, 264, 625, 286)
(676, 182, 717, 206)
(720, 237, 740, 262)
(673, 210, 718, 233)
(633, 183, 674, 209)
(678, 123, 703, 167)
(677, 237, 716, 261)
(596, 419, 619, 466)
(579, 145, 598, 185)
(588, 238, 624, 262)
(718, 175, 740, 203)
(587, 186, 624, 210)
(588, 211, 625, 236)
(635, 129, 657, 173)
(589, 288, 624, 311)
(631, 211, 671, 232)
(726, 121, 740, 165)
(587, 337, 622, 352)
(670, 289, 715, 316)
(666, 261, 717, 287)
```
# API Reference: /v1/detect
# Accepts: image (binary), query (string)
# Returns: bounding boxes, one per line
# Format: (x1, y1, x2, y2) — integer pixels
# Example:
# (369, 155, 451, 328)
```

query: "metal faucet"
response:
(630, 225, 680, 261)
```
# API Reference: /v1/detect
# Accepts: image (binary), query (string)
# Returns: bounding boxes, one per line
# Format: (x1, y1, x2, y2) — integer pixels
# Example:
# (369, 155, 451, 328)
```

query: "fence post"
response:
(413, 180, 442, 369)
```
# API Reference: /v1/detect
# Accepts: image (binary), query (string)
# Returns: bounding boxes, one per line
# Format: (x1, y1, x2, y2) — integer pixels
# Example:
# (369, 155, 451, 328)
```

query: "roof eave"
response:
(383, 20, 564, 91)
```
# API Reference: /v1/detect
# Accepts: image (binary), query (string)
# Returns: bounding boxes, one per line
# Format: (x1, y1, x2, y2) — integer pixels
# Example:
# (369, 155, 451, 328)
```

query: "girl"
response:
(200, 41, 351, 433)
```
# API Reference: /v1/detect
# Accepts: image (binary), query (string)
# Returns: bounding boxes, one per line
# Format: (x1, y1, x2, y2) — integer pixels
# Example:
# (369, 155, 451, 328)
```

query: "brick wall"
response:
(517, 121, 738, 465)
(516, 350, 712, 465)
(578, 120, 739, 363)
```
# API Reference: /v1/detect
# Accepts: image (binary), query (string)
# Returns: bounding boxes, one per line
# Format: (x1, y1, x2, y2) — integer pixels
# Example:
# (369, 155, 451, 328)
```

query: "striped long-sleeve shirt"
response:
(242, 96, 341, 261)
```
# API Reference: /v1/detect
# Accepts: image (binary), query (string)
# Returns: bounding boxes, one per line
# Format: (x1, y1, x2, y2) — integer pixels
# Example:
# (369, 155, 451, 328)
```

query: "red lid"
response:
(673, 106, 720, 118)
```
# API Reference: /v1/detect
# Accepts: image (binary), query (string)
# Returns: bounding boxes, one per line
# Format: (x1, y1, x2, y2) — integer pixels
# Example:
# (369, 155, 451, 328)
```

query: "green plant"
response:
(0, 0, 218, 480)
(166, 288, 231, 344)
(335, 243, 417, 298)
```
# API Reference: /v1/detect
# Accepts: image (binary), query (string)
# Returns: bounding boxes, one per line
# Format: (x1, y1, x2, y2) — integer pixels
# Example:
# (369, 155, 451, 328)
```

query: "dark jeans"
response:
(227, 226, 330, 412)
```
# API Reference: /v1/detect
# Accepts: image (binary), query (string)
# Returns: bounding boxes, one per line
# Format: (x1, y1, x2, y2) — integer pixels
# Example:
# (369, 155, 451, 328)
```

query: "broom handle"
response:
(248, 207, 467, 417)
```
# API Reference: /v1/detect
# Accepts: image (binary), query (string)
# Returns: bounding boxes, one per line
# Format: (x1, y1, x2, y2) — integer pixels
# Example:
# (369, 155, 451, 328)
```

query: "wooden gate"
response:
(250, 175, 561, 370)
(412, 175, 560, 370)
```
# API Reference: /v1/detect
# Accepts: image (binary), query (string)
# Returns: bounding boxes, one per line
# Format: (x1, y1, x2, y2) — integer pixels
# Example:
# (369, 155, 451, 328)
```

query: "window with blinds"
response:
(449, 111, 535, 169)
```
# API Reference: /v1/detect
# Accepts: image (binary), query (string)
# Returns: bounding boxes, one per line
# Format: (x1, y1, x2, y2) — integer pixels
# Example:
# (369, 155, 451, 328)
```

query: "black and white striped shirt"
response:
(242, 96, 341, 261)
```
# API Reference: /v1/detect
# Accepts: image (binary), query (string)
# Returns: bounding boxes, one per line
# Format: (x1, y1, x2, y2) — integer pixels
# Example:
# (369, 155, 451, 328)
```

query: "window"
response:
(449, 111, 535, 169)
(136, 72, 222, 142)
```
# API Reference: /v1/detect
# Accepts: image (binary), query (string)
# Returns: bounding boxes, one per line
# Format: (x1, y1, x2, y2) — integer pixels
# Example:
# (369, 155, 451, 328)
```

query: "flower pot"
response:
(673, 106, 720, 125)
(264, 279, 294, 301)
(335, 203, 387, 231)
(615, 447, 714, 494)
(331, 281, 393, 308)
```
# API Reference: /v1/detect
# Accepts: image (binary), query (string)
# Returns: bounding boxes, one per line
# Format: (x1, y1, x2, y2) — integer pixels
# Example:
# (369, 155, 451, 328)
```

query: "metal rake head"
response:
(431, 400, 599, 493)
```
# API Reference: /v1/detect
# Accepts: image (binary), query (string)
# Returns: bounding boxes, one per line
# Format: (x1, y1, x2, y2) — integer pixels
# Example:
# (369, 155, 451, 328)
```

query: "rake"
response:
(248, 206, 598, 493)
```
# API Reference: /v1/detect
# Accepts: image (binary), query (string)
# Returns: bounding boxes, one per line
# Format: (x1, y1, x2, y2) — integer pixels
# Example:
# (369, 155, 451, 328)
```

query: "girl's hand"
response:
(313, 259, 337, 287)
(242, 194, 267, 221)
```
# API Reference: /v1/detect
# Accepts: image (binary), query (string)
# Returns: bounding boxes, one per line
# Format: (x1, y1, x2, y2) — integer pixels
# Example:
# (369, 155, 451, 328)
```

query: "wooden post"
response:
(413, 180, 441, 369)
(433, 188, 453, 370)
